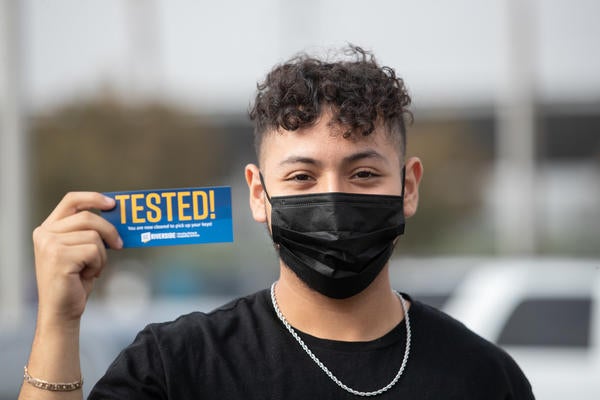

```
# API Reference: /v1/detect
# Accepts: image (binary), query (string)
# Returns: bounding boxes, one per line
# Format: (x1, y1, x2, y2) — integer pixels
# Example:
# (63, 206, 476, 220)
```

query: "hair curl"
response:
(249, 45, 412, 158)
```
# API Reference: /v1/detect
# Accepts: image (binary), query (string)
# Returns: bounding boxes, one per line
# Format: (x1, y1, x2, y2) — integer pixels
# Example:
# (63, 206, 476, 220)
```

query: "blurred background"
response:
(1, 0, 599, 398)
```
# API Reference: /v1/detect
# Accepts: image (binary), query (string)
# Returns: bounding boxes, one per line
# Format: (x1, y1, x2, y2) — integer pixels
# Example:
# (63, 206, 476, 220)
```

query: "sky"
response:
(17, 0, 600, 113)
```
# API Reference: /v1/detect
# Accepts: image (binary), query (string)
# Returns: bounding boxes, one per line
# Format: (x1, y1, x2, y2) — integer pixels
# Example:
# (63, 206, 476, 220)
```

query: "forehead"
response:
(258, 115, 401, 167)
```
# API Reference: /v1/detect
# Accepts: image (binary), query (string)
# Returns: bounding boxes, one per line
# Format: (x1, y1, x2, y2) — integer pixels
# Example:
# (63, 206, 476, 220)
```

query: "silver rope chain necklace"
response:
(270, 282, 411, 397)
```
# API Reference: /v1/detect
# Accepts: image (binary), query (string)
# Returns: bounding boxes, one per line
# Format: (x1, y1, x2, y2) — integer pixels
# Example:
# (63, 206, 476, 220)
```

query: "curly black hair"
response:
(249, 45, 412, 158)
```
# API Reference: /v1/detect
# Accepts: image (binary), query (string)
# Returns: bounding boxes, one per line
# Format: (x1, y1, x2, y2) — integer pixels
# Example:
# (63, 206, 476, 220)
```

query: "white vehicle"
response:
(391, 257, 600, 400)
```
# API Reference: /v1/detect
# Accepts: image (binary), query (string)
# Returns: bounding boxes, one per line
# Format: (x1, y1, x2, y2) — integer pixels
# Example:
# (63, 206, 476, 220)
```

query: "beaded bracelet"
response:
(23, 366, 83, 392)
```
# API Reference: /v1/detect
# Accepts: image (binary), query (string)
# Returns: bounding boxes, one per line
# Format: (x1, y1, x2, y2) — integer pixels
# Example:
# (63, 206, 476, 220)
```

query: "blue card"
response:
(102, 186, 233, 248)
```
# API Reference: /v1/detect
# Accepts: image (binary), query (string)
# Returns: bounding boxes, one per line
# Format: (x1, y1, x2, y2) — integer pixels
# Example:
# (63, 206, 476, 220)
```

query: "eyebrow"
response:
(342, 150, 387, 165)
(278, 156, 322, 167)
(278, 150, 387, 167)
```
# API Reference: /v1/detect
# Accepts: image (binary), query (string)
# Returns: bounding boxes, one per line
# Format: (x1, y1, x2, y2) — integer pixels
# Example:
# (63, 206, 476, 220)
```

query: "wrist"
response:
(36, 302, 83, 330)
(27, 317, 82, 388)
(35, 313, 81, 340)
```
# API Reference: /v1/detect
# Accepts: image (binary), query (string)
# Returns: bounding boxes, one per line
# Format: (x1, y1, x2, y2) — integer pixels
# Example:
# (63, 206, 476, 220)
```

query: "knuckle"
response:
(87, 230, 102, 244)
(35, 233, 62, 262)
(32, 226, 43, 242)
(87, 246, 104, 268)
(33, 227, 51, 250)
(79, 210, 97, 224)
(80, 210, 92, 221)
(63, 191, 76, 203)
(81, 243, 96, 258)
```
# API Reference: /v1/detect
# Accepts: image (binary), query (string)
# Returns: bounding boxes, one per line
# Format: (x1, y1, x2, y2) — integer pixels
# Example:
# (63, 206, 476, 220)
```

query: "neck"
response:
(273, 263, 408, 342)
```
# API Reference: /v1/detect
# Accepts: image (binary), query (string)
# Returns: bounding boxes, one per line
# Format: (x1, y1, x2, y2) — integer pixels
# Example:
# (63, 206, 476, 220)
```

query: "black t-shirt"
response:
(89, 290, 534, 399)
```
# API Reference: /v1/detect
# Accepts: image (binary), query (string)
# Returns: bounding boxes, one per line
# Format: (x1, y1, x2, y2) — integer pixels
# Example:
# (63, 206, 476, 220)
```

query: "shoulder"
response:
(410, 298, 514, 361)
(408, 298, 534, 397)
(143, 289, 272, 346)
(89, 290, 274, 399)
(410, 298, 504, 353)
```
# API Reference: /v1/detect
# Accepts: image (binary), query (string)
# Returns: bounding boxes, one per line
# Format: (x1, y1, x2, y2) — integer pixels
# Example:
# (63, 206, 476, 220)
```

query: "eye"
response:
(288, 173, 313, 182)
(352, 170, 380, 179)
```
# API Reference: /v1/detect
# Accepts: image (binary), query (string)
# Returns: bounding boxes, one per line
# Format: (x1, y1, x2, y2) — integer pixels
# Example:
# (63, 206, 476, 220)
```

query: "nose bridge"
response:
(322, 171, 345, 193)
(315, 142, 350, 193)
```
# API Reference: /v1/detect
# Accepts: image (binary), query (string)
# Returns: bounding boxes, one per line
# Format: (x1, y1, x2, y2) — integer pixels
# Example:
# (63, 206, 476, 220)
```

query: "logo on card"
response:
(141, 232, 151, 243)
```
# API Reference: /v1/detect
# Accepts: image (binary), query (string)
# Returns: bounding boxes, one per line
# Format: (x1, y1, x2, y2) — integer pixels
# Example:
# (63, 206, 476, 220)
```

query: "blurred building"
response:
(1, 0, 599, 313)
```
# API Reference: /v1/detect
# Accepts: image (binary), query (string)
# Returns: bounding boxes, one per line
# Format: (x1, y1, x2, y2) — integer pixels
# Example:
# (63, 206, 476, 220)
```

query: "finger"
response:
(46, 211, 122, 249)
(66, 243, 106, 280)
(79, 243, 107, 280)
(35, 231, 108, 275)
(44, 192, 115, 225)
(55, 231, 108, 268)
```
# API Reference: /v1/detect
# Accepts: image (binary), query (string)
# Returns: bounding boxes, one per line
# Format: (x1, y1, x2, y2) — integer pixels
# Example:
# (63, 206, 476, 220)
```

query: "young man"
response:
(19, 46, 534, 399)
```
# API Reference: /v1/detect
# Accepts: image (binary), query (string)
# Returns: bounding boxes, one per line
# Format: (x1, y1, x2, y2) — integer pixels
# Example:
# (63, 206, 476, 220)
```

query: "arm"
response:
(18, 192, 122, 400)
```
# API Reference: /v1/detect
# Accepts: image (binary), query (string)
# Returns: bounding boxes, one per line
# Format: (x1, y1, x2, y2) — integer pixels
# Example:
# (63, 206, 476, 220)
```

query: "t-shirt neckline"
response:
(262, 289, 416, 353)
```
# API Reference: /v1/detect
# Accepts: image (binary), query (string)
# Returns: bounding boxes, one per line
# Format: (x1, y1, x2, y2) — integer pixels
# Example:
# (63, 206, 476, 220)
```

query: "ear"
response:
(245, 163, 267, 223)
(403, 157, 423, 218)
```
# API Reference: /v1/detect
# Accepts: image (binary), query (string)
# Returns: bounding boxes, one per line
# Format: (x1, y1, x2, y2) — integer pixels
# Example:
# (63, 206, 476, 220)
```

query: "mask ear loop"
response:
(259, 172, 279, 244)
(401, 165, 406, 199)
(258, 172, 272, 204)
(392, 165, 407, 240)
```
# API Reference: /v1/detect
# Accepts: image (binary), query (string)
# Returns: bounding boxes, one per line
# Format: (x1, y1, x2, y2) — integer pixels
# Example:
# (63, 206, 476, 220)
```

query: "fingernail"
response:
(104, 195, 115, 204)
(117, 237, 124, 249)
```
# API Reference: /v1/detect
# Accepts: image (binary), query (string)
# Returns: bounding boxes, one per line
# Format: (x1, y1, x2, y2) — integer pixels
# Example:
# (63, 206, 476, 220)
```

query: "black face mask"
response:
(261, 170, 406, 299)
